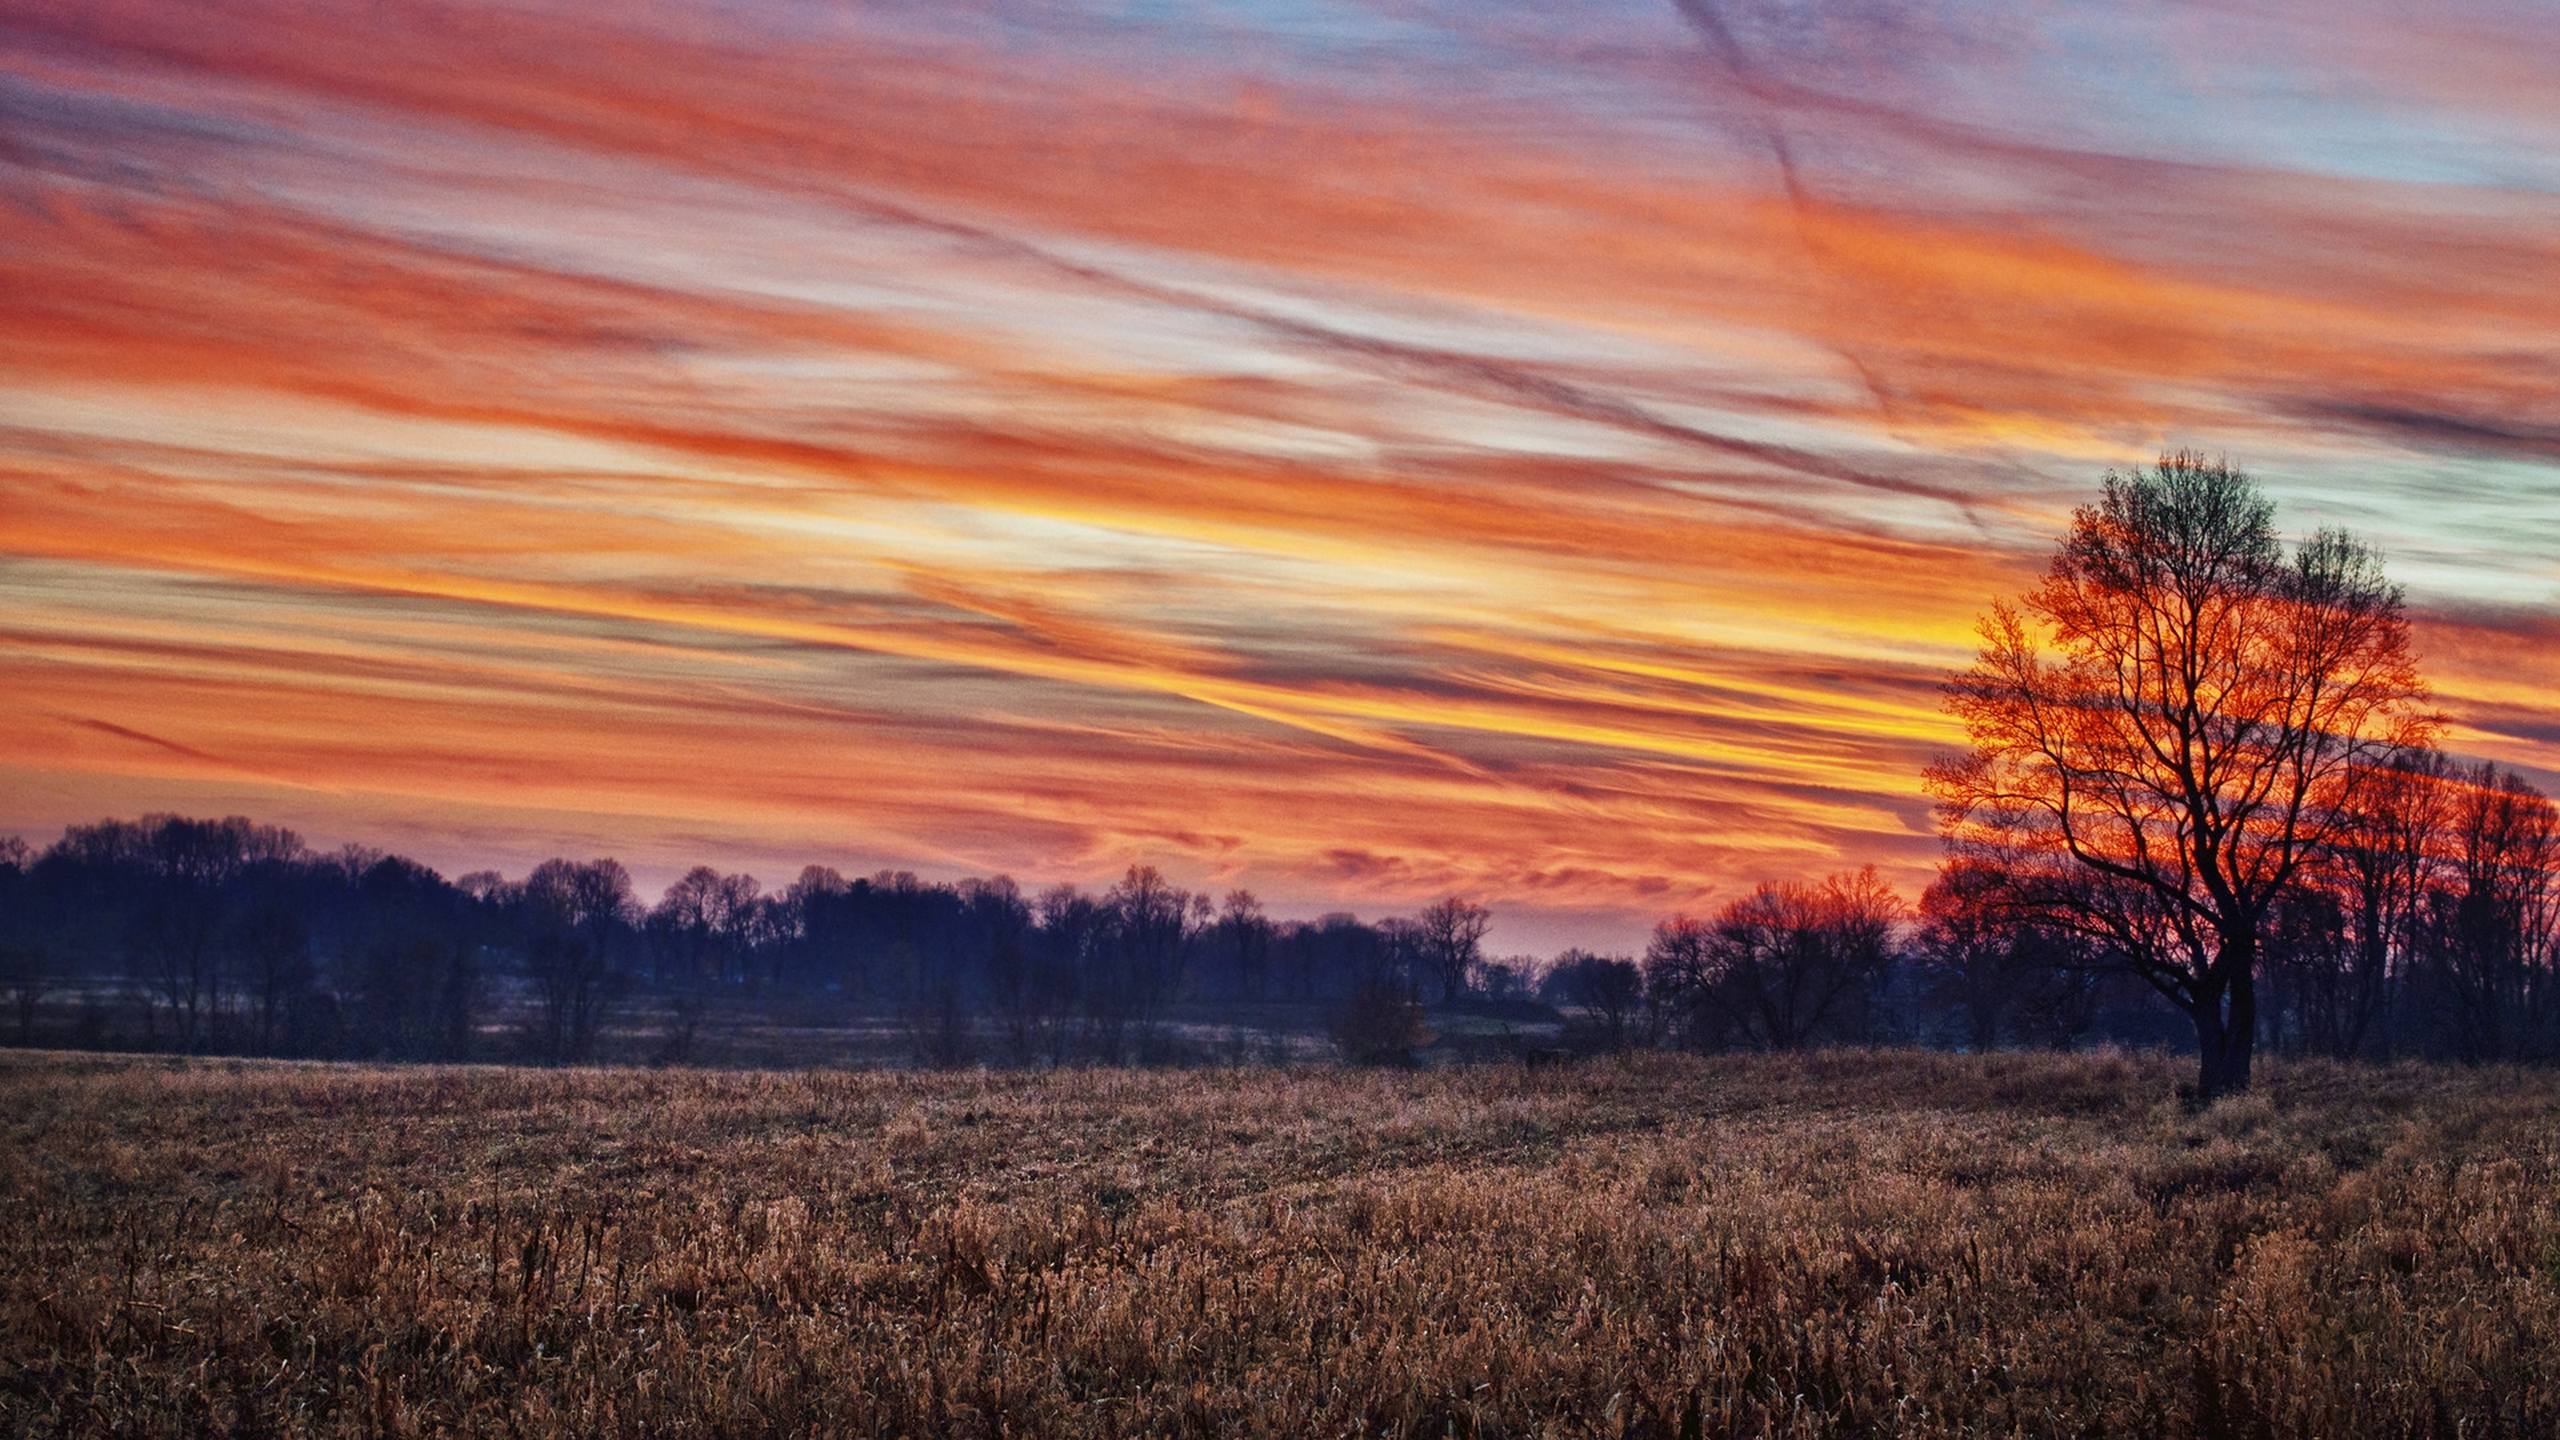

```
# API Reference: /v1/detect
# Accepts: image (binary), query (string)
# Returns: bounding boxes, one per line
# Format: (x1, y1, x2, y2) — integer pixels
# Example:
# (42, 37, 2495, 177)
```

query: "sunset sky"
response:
(4, 0, 2556, 950)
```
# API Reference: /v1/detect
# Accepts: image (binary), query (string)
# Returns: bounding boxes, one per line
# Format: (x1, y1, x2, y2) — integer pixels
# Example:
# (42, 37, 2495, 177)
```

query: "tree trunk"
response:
(2194, 948, 2259, 1102)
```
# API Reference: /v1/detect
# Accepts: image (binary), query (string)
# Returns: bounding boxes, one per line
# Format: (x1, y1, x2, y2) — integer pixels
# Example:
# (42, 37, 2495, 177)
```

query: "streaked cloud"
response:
(2, 0, 2554, 948)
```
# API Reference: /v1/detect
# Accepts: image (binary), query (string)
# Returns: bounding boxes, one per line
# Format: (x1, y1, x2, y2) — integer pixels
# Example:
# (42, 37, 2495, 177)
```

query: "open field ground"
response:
(4, 1051, 2557, 1437)
(2, 984, 1531, 1070)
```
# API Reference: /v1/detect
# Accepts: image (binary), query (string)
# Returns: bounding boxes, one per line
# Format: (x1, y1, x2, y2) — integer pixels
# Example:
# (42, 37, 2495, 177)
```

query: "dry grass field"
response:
(3, 1050, 2556, 1437)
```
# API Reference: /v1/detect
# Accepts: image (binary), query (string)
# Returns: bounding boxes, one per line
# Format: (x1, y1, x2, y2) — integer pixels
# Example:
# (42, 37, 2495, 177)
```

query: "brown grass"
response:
(3, 1049, 2555, 1436)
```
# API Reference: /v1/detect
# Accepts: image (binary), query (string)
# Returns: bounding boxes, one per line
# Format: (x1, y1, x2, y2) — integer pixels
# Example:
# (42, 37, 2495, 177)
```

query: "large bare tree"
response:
(1928, 455, 2434, 1099)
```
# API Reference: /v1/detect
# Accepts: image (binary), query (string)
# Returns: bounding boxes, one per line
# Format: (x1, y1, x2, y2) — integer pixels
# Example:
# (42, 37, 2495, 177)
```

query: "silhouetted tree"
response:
(454, 869, 510, 903)
(1720, 860, 1904, 1040)
(2283, 749, 2447, 1059)
(1543, 950, 1644, 1050)
(353, 937, 478, 1061)
(2410, 763, 2559, 1062)
(1202, 890, 1275, 1001)
(1930, 455, 2434, 1099)
(1471, 957, 1533, 1006)
(1329, 981, 1433, 1066)
(522, 858, 636, 1062)
(1657, 869, 1899, 1051)
(1278, 913, 1399, 1002)
(1914, 859, 2098, 1051)
(230, 901, 313, 1054)
(1414, 897, 1490, 1003)
(57, 815, 304, 1050)
(651, 867, 761, 985)
(0, 942, 48, 1046)
(1640, 914, 1715, 1047)
(769, 865, 847, 988)
(1098, 866, 1194, 1058)
(0, 840, 44, 1045)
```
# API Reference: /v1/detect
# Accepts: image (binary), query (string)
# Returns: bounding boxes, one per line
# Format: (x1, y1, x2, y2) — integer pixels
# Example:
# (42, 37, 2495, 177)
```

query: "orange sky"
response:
(3, 0, 2556, 949)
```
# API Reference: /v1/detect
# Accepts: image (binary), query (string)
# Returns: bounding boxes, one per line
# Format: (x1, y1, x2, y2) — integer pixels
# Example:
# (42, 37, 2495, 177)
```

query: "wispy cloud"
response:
(2, 0, 2554, 947)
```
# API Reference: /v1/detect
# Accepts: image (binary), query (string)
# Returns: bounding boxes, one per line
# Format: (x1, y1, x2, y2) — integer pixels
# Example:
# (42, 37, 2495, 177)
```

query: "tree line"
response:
(0, 822, 1519, 1065)
(0, 768, 2546, 1076)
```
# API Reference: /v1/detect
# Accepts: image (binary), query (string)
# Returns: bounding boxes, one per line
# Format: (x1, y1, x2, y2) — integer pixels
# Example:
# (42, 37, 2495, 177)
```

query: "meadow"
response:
(3, 1049, 2555, 1437)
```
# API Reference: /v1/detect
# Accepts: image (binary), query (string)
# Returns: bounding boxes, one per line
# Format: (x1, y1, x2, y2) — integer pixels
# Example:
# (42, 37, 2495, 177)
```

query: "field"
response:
(4, 1051, 2556, 1437)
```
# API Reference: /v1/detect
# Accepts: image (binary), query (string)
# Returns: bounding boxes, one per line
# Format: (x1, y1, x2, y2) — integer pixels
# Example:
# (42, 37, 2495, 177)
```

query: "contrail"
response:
(834, 186, 1977, 509)
(60, 713, 318, 789)
(1666, 0, 1914, 442)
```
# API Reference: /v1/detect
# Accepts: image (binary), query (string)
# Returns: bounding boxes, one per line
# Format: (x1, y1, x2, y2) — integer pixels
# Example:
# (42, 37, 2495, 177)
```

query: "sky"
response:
(3, 0, 2557, 952)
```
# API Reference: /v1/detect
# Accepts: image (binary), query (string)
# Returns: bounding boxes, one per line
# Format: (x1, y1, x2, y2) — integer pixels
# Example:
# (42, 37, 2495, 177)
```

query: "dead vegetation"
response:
(2, 1049, 2555, 1436)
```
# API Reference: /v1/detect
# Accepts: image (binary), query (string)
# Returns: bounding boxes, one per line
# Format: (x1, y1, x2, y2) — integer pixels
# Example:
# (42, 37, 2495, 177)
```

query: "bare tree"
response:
(522, 858, 637, 1062)
(1328, 981, 1433, 1066)
(652, 866, 761, 985)
(1101, 866, 1193, 1056)
(1676, 869, 1900, 1051)
(2412, 764, 2560, 1063)
(1640, 915, 1716, 1047)
(526, 857, 639, 937)
(1543, 950, 1645, 1050)
(230, 902, 312, 1054)
(1929, 456, 2434, 1099)
(0, 943, 50, 1046)
(65, 816, 304, 1051)
(1019, 884, 1102, 1063)
(0, 839, 44, 1045)
(2270, 749, 2447, 1059)
(1206, 890, 1275, 1001)
(1914, 859, 2100, 1052)
(1414, 897, 1491, 1003)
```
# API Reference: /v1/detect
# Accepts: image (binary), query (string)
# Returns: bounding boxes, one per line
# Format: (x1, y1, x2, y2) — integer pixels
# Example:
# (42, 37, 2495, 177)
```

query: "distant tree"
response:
(1640, 915, 1715, 1047)
(902, 946, 974, 1069)
(1471, 957, 1532, 1006)
(1280, 913, 1399, 1002)
(453, 869, 511, 903)
(987, 908, 1057, 1066)
(524, 857, 639, 937)
(352, 937, 478, 1061)
(1929, 455, 2435, 1099)
(526, 928, 617, 1064)
(336, 853, 472, 994)
(770, 865, 848, 987)
(1204, 890, 1275, 1001)
(2410, 764, 2559, 1063)
(59, 815, 304, 1050)
(229, 901, 313, 1054)
(1414, 897, 1491, 1003)
(886, 874, 1029, 1064)
(1374, 917, 1428, 997)
(0, 942, 49, 1046)
(1662, 869, 1900, 1051)
(1328, 981, 1433, 1066)
(1016, 884, 1104, 1062)
(0, 840, 43, 1044)
(652, 867, 761, 985)
(783, 865, 849, 910)
(1104, 865, 1193, 1029)
(1543, 950, 1645, 1050)
(2289, 749, 2446, 1059)
(522, 858, 636, 1062)
(1914, 859, 2097, 1051)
